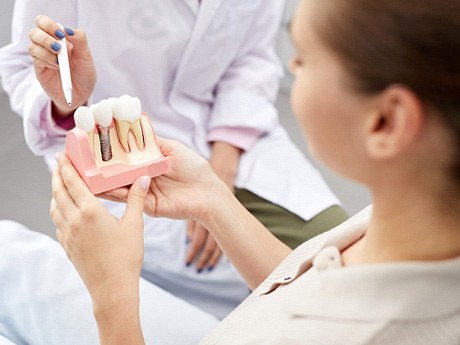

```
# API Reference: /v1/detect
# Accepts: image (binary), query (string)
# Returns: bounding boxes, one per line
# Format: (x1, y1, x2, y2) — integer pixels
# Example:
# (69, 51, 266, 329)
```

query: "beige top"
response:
(201, 206, 460, 344)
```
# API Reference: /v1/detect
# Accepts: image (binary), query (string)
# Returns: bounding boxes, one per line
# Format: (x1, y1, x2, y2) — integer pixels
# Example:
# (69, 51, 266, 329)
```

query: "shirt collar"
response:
(283, 206, 460, 321)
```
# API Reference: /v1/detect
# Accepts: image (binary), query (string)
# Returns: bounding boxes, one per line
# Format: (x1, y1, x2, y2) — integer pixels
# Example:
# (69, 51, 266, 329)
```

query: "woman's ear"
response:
(364, 86, 424, 160)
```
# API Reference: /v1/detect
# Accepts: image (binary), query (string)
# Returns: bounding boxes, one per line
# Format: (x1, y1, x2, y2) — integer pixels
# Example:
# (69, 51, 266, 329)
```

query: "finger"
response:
(28, 42, 60, 67)
(55, 227, 64, 244)
(64, 28, 91, 54)
(104, 187, 130, 203)
(207, 246, 224, 271)
(51, 165, 79, 219)
(55, 227, 68, 253)
(55, 227, 71, 260)
(49, 197, 69, 231)
(58, 154, 95, 208)
(29, 26, 62, 55)
(33, 57, 60, 70)
(35, 14, 65, 41)
(196, 230, 219, 272)
(155, 137, 177, 157)
(123, 176, 150, 227)
(186, 221, 195, 244)
(186, 223, 207, 266)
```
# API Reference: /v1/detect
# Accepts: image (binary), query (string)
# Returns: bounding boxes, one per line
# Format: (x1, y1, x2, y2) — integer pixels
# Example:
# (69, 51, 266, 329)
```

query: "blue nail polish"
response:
(55, 29, 65, 39)
(208, 266, 214, 272)
(51, 42, 61, 52)
(185, 237, 190, 245)
(197, 268, 203, 274)
(186, 262, 191, 267)
(65, 27, 74, 36)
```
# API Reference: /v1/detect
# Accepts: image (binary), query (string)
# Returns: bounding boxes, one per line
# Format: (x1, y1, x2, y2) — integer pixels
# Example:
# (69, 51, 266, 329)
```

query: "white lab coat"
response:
(0, 0, 340, 319)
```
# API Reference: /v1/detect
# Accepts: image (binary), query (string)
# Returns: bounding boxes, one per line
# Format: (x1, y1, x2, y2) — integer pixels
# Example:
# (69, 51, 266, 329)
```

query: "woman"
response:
(51, 0, 460, 343)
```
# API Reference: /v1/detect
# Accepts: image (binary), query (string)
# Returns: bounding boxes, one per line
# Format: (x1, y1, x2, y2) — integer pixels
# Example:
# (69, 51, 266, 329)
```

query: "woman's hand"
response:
(105, 137, 228, 226)
(101, 137, 289, 290)
(185, 142, 241, 272)
(50, 154, 150, 310)
(28, 15, 96, 117)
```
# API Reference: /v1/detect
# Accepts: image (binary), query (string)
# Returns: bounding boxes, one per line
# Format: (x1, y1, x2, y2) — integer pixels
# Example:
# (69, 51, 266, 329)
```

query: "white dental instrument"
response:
(57, 23, 73, 107)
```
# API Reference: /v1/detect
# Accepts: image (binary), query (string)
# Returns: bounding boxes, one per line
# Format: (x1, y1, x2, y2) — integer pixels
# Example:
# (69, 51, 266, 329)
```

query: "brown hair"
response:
(314, 0, 460, 187)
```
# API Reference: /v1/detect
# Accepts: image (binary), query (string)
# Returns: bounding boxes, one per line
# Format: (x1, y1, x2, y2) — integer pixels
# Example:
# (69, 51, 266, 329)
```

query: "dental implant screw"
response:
(98, 126, 112, 161)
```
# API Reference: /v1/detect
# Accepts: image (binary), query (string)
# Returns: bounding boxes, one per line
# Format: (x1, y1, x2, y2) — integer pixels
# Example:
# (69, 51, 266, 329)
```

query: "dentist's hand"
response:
(29, 15, 96, 117)
(50, 154, 150, 308)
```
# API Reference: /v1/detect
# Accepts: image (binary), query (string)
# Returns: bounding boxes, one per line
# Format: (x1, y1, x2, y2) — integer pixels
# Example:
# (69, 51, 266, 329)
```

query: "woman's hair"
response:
(313, 0, 460, 188)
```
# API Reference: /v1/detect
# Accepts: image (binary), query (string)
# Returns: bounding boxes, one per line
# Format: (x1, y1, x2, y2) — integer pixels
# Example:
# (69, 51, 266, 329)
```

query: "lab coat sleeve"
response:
(0, 0, 77, 157)
(207, 0, 285, 151)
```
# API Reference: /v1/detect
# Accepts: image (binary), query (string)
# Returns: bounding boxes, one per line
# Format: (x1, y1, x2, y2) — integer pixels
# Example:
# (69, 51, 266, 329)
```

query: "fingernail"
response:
(185, 236, 190, 245)
(55, 29, 65, 39)
(54, 152, 62, 162)
(208, 266, 214, 272)
(139, 176, 150, 190)
(64, 27, 74, 36)
(186, 261, 191, 267)
(51, 42, 61, 52)
(197, 268, 203, 274)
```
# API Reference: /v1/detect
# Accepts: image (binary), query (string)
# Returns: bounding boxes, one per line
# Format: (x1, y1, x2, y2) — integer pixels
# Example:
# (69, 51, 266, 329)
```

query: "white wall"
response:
(0, 0, 14, 46)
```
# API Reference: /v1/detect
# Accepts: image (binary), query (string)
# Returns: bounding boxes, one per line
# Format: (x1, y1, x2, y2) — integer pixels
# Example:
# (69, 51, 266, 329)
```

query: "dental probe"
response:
(57, 23, 73, 107)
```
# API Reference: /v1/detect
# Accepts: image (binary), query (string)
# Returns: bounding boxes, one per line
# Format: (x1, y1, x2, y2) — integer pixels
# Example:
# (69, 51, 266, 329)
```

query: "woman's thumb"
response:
(124, 176, 150, 224)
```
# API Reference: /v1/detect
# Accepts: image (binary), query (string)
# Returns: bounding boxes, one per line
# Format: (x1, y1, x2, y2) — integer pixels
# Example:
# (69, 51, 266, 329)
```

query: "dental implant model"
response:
(91, 99, 114, 162)
(64, 95, 170, 194)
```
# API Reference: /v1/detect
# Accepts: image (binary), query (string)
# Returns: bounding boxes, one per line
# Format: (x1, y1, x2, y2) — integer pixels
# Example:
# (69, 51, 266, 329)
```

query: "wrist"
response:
(210, 141, 241, 187)
(201, 178, 239, 232)
(93, 292, 140, 319)
(93, 290, 144, 345)
(90, 277, 140, 316)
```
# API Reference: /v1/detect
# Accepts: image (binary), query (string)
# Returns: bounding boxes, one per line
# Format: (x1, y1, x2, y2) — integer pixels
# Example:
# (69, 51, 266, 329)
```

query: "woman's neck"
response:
(343, 186, 460, 266)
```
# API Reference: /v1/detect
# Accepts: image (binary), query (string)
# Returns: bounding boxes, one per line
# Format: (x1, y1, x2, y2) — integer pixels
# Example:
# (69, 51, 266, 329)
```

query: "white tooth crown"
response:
(74, 106, 95, 132)
(112, 95, 144, 152)
(91, 99, 114, 127)
(113, 95, 142, 123)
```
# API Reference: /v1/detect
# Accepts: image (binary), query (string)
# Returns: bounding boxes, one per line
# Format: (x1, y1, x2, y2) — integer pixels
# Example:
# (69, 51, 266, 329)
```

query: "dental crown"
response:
(74, 106, 95, 132)
(113, 95, 142, 123)
(91, 99, 114, 127)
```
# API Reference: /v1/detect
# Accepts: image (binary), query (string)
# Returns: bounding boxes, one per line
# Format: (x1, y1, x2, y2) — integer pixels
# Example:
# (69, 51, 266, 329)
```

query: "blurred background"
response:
(0, 0, 371, 239)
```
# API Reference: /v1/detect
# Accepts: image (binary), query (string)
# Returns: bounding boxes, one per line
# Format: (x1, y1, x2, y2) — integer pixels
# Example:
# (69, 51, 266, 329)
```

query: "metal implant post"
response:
(98, 126, 112, 161)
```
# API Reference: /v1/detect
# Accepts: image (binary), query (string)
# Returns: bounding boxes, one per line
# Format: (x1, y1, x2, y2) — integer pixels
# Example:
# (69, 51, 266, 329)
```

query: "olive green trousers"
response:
(235, 188, 349, 249)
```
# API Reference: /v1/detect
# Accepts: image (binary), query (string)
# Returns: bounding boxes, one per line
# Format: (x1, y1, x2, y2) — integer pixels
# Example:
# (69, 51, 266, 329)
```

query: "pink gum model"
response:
(64, 113, 170, 194)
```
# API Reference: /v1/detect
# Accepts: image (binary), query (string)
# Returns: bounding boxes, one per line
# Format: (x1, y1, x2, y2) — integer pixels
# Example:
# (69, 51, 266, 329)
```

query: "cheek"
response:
(291, 76, 312, 129)
(290, 72, 342, 163)
(290, 74, 321, 140)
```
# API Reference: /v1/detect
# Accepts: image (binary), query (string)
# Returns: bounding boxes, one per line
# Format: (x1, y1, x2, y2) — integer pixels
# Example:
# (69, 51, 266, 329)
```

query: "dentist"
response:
(0, 0, 346, 321)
